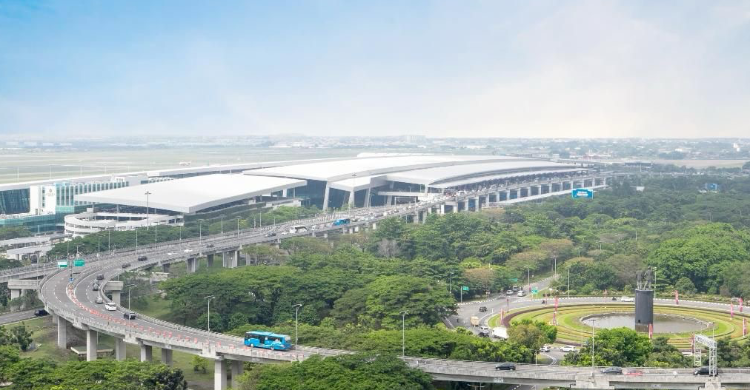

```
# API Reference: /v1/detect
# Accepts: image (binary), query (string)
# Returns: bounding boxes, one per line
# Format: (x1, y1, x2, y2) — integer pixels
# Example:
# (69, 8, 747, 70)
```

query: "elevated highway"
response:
(33, 173, 747, 389)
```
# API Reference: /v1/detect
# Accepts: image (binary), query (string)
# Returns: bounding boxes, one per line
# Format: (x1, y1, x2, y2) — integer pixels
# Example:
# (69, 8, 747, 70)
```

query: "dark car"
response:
(137, 255, 148, 261)
(694, 366, 718, 376)
(479, 306, 487, 312)
(123, 311, 137, 320)
(206, 244, 214, 248)
(265, 232, 277, 237)
(96, 274, 105, 280)
(495, 362, 516, 371)
(34, 309, 48, 317)
(601, 367, 622, 375)
(121, 263, 131, 268)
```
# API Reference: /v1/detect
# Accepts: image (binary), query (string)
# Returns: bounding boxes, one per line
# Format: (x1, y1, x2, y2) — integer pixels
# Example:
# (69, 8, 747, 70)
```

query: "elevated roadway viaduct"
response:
(30, 173, 741, 389)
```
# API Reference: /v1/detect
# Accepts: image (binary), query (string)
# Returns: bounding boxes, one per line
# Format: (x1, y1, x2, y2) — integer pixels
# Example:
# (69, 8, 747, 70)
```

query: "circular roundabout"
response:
(489, 303, 750, 349)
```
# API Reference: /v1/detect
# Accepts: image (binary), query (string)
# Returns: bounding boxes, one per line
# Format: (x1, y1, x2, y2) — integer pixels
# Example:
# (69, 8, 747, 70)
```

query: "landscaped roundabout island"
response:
(489, 303, 749, 349)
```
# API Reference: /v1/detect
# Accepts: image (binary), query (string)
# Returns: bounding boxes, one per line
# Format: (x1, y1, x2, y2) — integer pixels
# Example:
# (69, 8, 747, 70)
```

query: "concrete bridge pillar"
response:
(52, 312, 58, 324)
(229, 251, 238, 268)
(527, 186, 533, 197)
(86, 329, 98, 361)
(161, 348, 173, 366)
(111, 291, 121, 305)
(214, 358, 227, 390)
(115, 337, 126, 361)
(187, 258, 198, 273)
(439, 204, 446, 215)
(473, 197, 481, 211)
(162, 263, 170, 273)
(10, 289, 22, 300)
(699, 380, 725, 390)
(207, 254, 214, 268)
(140, 343, 153, 362)
(371, 223, 377, 230)
(485, 194, 490, 205)
(231, 360, 244, 389)
(57, 315, 68, 349)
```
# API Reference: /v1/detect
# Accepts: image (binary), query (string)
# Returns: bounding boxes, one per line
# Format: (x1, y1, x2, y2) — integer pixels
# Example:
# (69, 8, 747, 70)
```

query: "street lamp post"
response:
(591, 318, 596, 373)
(205, 295, 215, 332)
(293, 303, 303, 345)
(126, 284, 135, 310)
(400, 311, 408, 357)
(144, 191, 152, 230)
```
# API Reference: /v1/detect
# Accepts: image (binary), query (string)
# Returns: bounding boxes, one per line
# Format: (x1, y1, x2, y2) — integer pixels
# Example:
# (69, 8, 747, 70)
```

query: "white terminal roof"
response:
(386, 160, 578, 186)
(247, 155, 523, 182)
(76, 174, 306, 214)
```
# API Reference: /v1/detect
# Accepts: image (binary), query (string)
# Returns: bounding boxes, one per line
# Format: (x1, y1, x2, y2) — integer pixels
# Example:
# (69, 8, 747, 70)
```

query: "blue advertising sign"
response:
(571, 188, 594, 199)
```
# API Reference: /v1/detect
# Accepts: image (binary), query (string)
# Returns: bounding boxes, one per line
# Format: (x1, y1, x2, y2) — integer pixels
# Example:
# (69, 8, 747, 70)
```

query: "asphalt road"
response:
(0, 309, 37, 325)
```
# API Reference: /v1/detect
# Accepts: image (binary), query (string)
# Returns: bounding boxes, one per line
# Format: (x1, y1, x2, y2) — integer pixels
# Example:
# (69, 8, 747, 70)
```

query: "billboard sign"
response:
(571, 188, 594, 199)
(73, 259, 85, 267)
(57, 261, 68, 268)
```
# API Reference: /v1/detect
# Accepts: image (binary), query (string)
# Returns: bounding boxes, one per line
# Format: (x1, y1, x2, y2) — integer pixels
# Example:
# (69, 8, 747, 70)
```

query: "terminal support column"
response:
(207, 254, 214, 268)
(115, 337, 126, 361)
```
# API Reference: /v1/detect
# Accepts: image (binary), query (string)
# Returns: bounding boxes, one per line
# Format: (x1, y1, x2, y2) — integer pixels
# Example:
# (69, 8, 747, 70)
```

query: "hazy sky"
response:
(1, 1, 749, 139)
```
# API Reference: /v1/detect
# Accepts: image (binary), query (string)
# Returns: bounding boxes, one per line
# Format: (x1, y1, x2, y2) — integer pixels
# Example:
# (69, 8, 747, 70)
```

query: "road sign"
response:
(74, 259, 85, 267)
(462, 286, 469, 291)
(571, 188, 594, 199)
(532, 287, 539, 294)
(57, 261, 68, 268)
(510, 278, 519, 282)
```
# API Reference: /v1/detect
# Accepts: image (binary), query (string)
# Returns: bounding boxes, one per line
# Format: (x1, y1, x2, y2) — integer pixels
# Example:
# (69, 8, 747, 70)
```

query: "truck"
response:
(470, 316, 480, 327)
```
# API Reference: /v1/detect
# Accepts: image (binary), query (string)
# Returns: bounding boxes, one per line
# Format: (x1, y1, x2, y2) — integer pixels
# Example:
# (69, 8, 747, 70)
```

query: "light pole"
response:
(591, 318, 596, 373)
(293, 303, 303, 345)
(567, 267, 570, 298)
(144, 191, 152, 230)
(205, 295, 215, 331)
(126, 284, 135, 310)
(237, 217, 240, 237)
(400, 311, 408, 357)
(527, 268, 531, 295)
(653, 267, 657, 297)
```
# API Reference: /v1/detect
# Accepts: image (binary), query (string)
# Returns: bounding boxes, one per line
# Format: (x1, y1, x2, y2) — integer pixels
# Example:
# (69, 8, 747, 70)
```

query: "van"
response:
(96, 274, 105, 280)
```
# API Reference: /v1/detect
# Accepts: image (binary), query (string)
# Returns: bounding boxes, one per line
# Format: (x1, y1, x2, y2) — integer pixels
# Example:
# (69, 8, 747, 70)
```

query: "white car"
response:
(183, 249, 193, 253)
(517, 290, 526, 297)
(540, 345, 551, 352)
(104, 302, 117, 311)
(561, 346, 577, 352)
(620, 296, 635, 302)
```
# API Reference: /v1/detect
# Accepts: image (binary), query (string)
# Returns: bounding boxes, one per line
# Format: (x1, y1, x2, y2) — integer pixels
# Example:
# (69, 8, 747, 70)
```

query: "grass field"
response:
(489, 304, 748, 349)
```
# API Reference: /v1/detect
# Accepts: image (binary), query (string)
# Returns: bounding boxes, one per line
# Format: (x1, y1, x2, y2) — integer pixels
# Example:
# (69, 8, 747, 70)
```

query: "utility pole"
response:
(293, 303, 303, 345)
(400, 311, 408, 357)
(205, 295, 215, 331)
(144, 191, 151, 230)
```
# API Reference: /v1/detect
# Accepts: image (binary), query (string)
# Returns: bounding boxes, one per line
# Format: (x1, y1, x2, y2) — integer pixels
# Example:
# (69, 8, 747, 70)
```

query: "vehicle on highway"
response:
(601, 367, 623, 375)
(561, 346, 577, 352)
(183, 249, 193, 253)
(34, 309, 48, 316)
(478, 325, 491, 336)
(96, 274, 105, 280)
(121, 263, 131, 268)
(506, 290, 514, 295)
(694, 366, 718, 376)
(104, 302, 117, 311)
(479, 306, 487, 312)
(539, 345, 551, 352)
(123, 311, 137, 320)
(95, 297, 104, 304)
(290, 225, 308, 234)
(92, 282, 100, 291)
(512, 286, 519, 292)
(265, 232, 277, 237)
(517, 290, 525, 297)
(243, 331, 292, 350)
(206, 244, 214, 248)
(620, 296, 634, 302)
(137, 255, 148, 261)
(494, 362, 516, 371)
(332, 218, 351, 226)
(470, 316, 480, 326)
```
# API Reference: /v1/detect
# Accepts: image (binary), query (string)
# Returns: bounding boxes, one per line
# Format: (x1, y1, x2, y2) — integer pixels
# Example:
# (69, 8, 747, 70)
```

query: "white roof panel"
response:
(386, 161, 578, 186)
(75, 174, 306, 214)
(249, 155, 522, 182)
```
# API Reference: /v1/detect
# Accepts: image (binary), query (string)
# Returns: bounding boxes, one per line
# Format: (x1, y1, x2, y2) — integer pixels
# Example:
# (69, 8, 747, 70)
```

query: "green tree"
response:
(238, 353, 434, 390)
(564, 328, 652, 367)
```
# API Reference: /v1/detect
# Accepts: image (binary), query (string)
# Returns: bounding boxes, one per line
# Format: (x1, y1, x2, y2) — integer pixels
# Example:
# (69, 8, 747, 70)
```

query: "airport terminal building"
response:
(0, 154, 597, 237)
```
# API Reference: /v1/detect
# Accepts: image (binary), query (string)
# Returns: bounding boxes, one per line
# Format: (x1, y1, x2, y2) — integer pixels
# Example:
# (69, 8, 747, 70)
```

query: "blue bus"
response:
(243, 331, 292, 350)
(333, 218, 351, 226)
